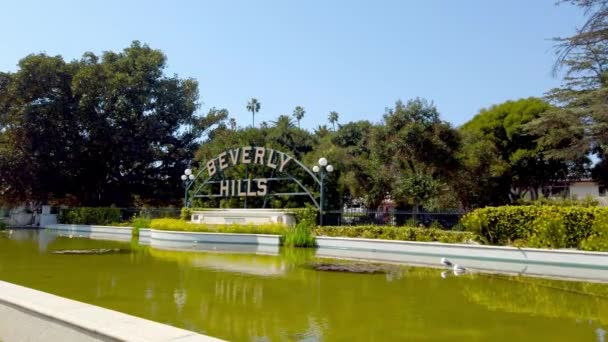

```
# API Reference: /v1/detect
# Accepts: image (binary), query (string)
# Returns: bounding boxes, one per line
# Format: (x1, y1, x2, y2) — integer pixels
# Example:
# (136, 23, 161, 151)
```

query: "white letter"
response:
(254, 147, 266, 165)
(220, 180, 229, 196)
(228, 148, 240, 166)
(266, 149, 277, 169)
(256, 178, 268, 196)
(241, 146, 252, 164)
(207, 160, 216, 177)
(218, 152, 228, 170)
(278, 153, 292, 172)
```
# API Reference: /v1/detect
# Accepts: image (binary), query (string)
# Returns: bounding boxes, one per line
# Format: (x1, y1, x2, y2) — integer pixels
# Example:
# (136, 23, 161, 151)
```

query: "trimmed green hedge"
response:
(150, 218, 288, 235)
(461, 206, 608, 251)
(58, 207, 121, 225)
(314, 226, 477, 243)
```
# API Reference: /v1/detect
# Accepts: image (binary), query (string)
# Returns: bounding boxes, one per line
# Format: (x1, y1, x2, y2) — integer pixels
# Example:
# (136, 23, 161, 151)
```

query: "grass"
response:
(281, 223, 316, 247)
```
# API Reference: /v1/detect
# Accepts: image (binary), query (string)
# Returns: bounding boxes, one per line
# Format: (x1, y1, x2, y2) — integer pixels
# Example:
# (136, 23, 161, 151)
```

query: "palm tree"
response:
(246, 98, 261, 127)
(328, 111, 339, 131)
(314, 124, 330, 138)
(293, 106, 305, 128)
(271, 115, 296, 130)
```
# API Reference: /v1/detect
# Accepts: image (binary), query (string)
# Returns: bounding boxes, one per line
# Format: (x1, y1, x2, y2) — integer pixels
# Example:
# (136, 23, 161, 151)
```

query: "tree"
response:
(371, 98, 460, 211)
(526, 0, 608, 186)
(229, 118, 237, 130)
(328, 111, 339, 131)
(246, 98, 261, 128)
(293, 106, 305, 128)
(0, 41, 226, 206)
(460, 98, 581, 207)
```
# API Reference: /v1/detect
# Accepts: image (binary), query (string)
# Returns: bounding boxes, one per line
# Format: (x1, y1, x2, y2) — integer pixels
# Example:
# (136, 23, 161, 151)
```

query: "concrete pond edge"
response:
(45, 223, 608, 269)
(0, 280, 224, 342)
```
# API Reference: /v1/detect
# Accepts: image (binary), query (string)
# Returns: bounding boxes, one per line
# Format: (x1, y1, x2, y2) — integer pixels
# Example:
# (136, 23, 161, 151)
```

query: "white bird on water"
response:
(440, 258, 466, 273)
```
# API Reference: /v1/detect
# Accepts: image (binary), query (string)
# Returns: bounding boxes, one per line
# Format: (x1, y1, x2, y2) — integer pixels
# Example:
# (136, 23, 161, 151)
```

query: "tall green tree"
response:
(293, 106, 305, 128)
(371, 98, 460, 211)
(460, 98, 581, 207)
(247, 98, 261, 128)
(0, 41, 226, 206)
(526, 0, 608, 186)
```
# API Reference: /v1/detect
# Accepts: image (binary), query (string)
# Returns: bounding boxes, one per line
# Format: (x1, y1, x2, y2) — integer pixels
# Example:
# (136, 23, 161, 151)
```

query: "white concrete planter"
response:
(315, 236, 608, 269)
(45, 224, 133, 236)
(150, 229, 281, 246)
(191, 209, 296, 226)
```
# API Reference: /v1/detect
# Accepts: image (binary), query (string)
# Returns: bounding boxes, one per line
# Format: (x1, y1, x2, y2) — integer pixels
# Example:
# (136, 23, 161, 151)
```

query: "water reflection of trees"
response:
(462, 274, 608, 325)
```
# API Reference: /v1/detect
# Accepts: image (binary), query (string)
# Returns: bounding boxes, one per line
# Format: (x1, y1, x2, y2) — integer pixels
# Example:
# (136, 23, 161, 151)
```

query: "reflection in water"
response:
(598, 327, 606, 342)
(1, 229, 608, 341)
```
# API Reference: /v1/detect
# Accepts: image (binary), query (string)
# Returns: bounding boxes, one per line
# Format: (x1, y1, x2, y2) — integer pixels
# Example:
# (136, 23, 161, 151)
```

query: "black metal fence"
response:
(322, 209, 465, 229)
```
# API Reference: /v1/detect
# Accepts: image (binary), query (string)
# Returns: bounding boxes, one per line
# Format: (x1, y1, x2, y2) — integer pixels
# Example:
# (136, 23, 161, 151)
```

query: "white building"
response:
(544, 179, 607, 203)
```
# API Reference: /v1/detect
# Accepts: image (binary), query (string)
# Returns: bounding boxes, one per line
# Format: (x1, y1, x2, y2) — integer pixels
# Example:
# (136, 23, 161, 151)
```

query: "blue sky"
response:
(0, 0, 585, 128)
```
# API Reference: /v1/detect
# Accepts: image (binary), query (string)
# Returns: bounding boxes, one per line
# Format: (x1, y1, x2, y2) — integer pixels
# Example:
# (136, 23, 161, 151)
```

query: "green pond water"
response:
(1, 230, 608, 341)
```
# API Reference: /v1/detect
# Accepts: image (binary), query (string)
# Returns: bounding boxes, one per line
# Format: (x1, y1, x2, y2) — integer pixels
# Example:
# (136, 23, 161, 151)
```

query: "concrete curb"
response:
(0, 281, 224, 342)
(148, 229, 281, 246)
(315, 236, 608, 269)
(46, 224, 133, 235)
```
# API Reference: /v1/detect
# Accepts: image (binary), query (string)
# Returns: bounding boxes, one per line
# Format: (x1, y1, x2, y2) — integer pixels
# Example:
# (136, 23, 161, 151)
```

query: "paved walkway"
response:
(0, 302, 107, 342)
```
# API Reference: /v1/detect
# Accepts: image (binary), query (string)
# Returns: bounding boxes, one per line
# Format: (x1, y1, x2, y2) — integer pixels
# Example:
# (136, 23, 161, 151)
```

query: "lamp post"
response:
(181, 168, 195, 207)
(313, 157, 334, 226)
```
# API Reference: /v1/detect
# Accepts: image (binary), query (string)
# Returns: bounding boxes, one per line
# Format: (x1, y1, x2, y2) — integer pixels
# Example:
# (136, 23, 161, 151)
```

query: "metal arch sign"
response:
(188, 146, 321, 209)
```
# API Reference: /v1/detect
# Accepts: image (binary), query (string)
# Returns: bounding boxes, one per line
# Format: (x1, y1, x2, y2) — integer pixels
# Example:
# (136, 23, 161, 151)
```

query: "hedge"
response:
(461, 205, 608, 251)
(314, 226, 477, 244)
(58, 207, 122, 225)
(149, 218, 288, 235)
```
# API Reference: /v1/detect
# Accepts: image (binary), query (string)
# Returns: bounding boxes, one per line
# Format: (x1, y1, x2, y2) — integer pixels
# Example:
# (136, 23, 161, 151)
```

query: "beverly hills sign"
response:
(203, 146, 294, 197)
(204, 146, 292, 197)
(192, 146, 321, 208)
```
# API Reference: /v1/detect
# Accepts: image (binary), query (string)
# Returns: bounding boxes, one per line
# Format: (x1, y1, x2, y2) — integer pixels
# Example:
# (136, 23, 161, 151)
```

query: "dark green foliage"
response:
(314, 226, 477, 244)
(293, 204, 318, 225)
(457, 97, 579, 207)
(0, 221, 6, 230)
(0, 41, 226, 206)
(58, 207, 121, 225)
(180, 207, 192, 221)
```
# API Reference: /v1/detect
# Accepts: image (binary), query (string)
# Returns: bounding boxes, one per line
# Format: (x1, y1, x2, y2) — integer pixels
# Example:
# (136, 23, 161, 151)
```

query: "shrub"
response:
(293, 204, 318, 226)
(149, 218, 288, 235)
(313, 225, 477, 244)
(180, 207, 192, 221)
(580, 211, 608, 252)
(58, 207, 122, 225)
(527, 215, 568, 249)
(461, 205, 608, 249)
(130, 215, 152, 238)
(0, 221, 6, 230)
(429, 220, 444, 229)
